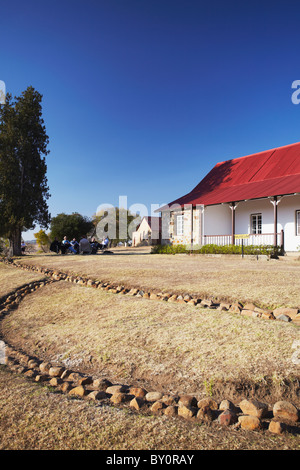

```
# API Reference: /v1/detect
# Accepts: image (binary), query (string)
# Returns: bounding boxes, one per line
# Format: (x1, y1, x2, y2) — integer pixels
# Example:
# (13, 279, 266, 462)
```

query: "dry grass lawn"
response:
(16, 248, 300, 308)
(2, 366, 299, 450)
(1, 254, 300, 450)
(0, 263, 46, 298)
(2, 281, 299, 403)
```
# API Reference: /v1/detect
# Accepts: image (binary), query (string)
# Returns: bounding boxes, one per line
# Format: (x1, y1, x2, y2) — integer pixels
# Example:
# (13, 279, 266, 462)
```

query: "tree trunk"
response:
(9, 228, 22, 256)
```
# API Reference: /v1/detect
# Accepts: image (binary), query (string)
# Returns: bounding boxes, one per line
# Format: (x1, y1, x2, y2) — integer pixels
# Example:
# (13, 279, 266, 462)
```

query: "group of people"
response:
(50, 235, 109, 255)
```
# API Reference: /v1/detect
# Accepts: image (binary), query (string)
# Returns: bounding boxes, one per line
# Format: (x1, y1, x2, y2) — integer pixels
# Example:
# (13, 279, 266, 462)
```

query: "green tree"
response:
(0, 86, 50, 256)
(50, 212, 94, 242)
(34, 229, 50, 252)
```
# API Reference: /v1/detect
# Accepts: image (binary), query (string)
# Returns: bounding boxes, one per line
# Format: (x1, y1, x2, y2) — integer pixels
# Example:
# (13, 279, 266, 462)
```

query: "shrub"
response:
(151, 244, 283, 257)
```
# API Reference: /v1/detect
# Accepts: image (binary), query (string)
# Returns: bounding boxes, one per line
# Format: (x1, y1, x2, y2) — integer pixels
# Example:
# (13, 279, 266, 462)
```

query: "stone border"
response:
(0, 257, 300, 437)
(3, 257, 300, 325)
(3, 340, 300, 436)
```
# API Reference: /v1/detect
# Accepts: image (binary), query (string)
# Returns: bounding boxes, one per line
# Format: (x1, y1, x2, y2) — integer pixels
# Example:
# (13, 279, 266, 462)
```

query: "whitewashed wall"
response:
(277, 194, 300, 252)
(203, 204, 232, 237)
(163, 195, 300, 251)
(204, 196, 300, 252)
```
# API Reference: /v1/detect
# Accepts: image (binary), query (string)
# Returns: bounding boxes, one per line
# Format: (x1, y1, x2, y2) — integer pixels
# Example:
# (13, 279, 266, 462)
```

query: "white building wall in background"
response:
(165, 194, 300, 252)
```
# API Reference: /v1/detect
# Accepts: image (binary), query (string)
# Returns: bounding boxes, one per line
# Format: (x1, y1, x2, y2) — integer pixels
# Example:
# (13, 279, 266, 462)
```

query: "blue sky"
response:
(1, 0, 300, 239)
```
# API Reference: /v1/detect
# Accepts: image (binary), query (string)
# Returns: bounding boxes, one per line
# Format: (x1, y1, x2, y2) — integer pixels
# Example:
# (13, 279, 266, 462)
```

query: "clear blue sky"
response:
(1, 0, 300, 239)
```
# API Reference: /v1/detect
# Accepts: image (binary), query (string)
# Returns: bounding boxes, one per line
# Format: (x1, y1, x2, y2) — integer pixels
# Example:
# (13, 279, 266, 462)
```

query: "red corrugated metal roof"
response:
(160, 142, 300, 209)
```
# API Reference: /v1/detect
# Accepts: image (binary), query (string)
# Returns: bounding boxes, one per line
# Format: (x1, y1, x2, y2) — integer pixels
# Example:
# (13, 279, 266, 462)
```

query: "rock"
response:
(273, 401, 299, 422)
(129, 288, 138, 295)
(162, 395, 177, 406)
(197, 406, 214, 421)
(261, 311, 275, 320)
(254, 307, 273, 316)
(273, 307, 299, 319)
(68, 372, 83, 383)
(177, 405, 197, 419)
(110, 392, 129, 404)
(106, 385, 128, 395)
(219, 400, 237, 412)
(293, 314, 300, 324)
(145, 391, 163, 402)
(151, 401, 165, 414)
(39, 362, 52, 374)
(243, 303, 257, 311)
(24, 369, 36, 378)
(130, 397, 145, 411)
(93, 378, 112, 390)
(164, 406, 178, 417)
(150, 293, 159, 300)
(239, 399, 268, 419)
(241, 309, 255, 318)
(238, 415, 262, 431)
(27, 359, 39, 369)
(60, 382, 72, 393)
(129, 387, 147, 398)
(78, 376, 93, 386)
(197, 398, 218, 410)
(269, 420, 285, 434)
(68, 385, 86, 397)
(218, 409, 238, 426)
(35, 375, 48, 383)
(218, 302, 231, 311)
(49, 377, 63, 387)
(60, 369, 72, 380)
(87, 390, 108, 401)
(49, 366, 64, 377)
(276, 314, 291, 322)
(229, 303, 242, 314)
(178, 395, 197, 408)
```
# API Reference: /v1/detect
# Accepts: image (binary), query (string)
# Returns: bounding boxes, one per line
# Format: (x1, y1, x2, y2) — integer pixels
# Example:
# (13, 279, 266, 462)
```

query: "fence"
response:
(203, 231, 284, 248)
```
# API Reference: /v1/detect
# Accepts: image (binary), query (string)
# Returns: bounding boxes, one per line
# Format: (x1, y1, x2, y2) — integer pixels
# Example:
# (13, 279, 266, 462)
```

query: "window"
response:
(296, 211, 300, 236)
(251, 213, 262, 234)
(176, 214, 184, 236)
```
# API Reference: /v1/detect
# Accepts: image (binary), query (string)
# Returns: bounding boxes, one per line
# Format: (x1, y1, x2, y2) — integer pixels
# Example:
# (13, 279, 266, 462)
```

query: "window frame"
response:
(296, 210, 300, 236)
(250, 213, 262, 235)
(176, 213, 184, 236)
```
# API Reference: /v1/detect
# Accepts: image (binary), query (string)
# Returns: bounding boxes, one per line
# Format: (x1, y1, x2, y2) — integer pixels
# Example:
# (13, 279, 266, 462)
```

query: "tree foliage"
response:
(0, 86, 50, 255)
(34, 229, 50, 252)
(50, 212, 94, 242)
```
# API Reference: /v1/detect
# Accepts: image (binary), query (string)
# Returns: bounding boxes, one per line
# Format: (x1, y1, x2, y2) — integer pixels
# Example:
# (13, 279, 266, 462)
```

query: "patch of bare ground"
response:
(16, 248, 300, 309)
(1, 366, 300, 450)
(1, 280, 299, 406)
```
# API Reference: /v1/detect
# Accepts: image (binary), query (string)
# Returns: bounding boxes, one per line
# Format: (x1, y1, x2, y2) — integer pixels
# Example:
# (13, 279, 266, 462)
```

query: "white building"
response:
(132, 216, 161, 246)
(157, 142, 300, 253)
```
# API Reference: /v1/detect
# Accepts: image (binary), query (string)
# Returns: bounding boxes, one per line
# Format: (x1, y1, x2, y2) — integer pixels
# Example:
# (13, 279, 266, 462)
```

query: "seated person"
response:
(71, 238, 79, 254)
(50, 237, 61, 254)
(79, 236, 92, 254)
(100, 236, 109, 250)
(62, 236, 77, 254)
(90, 237, 101, 254)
